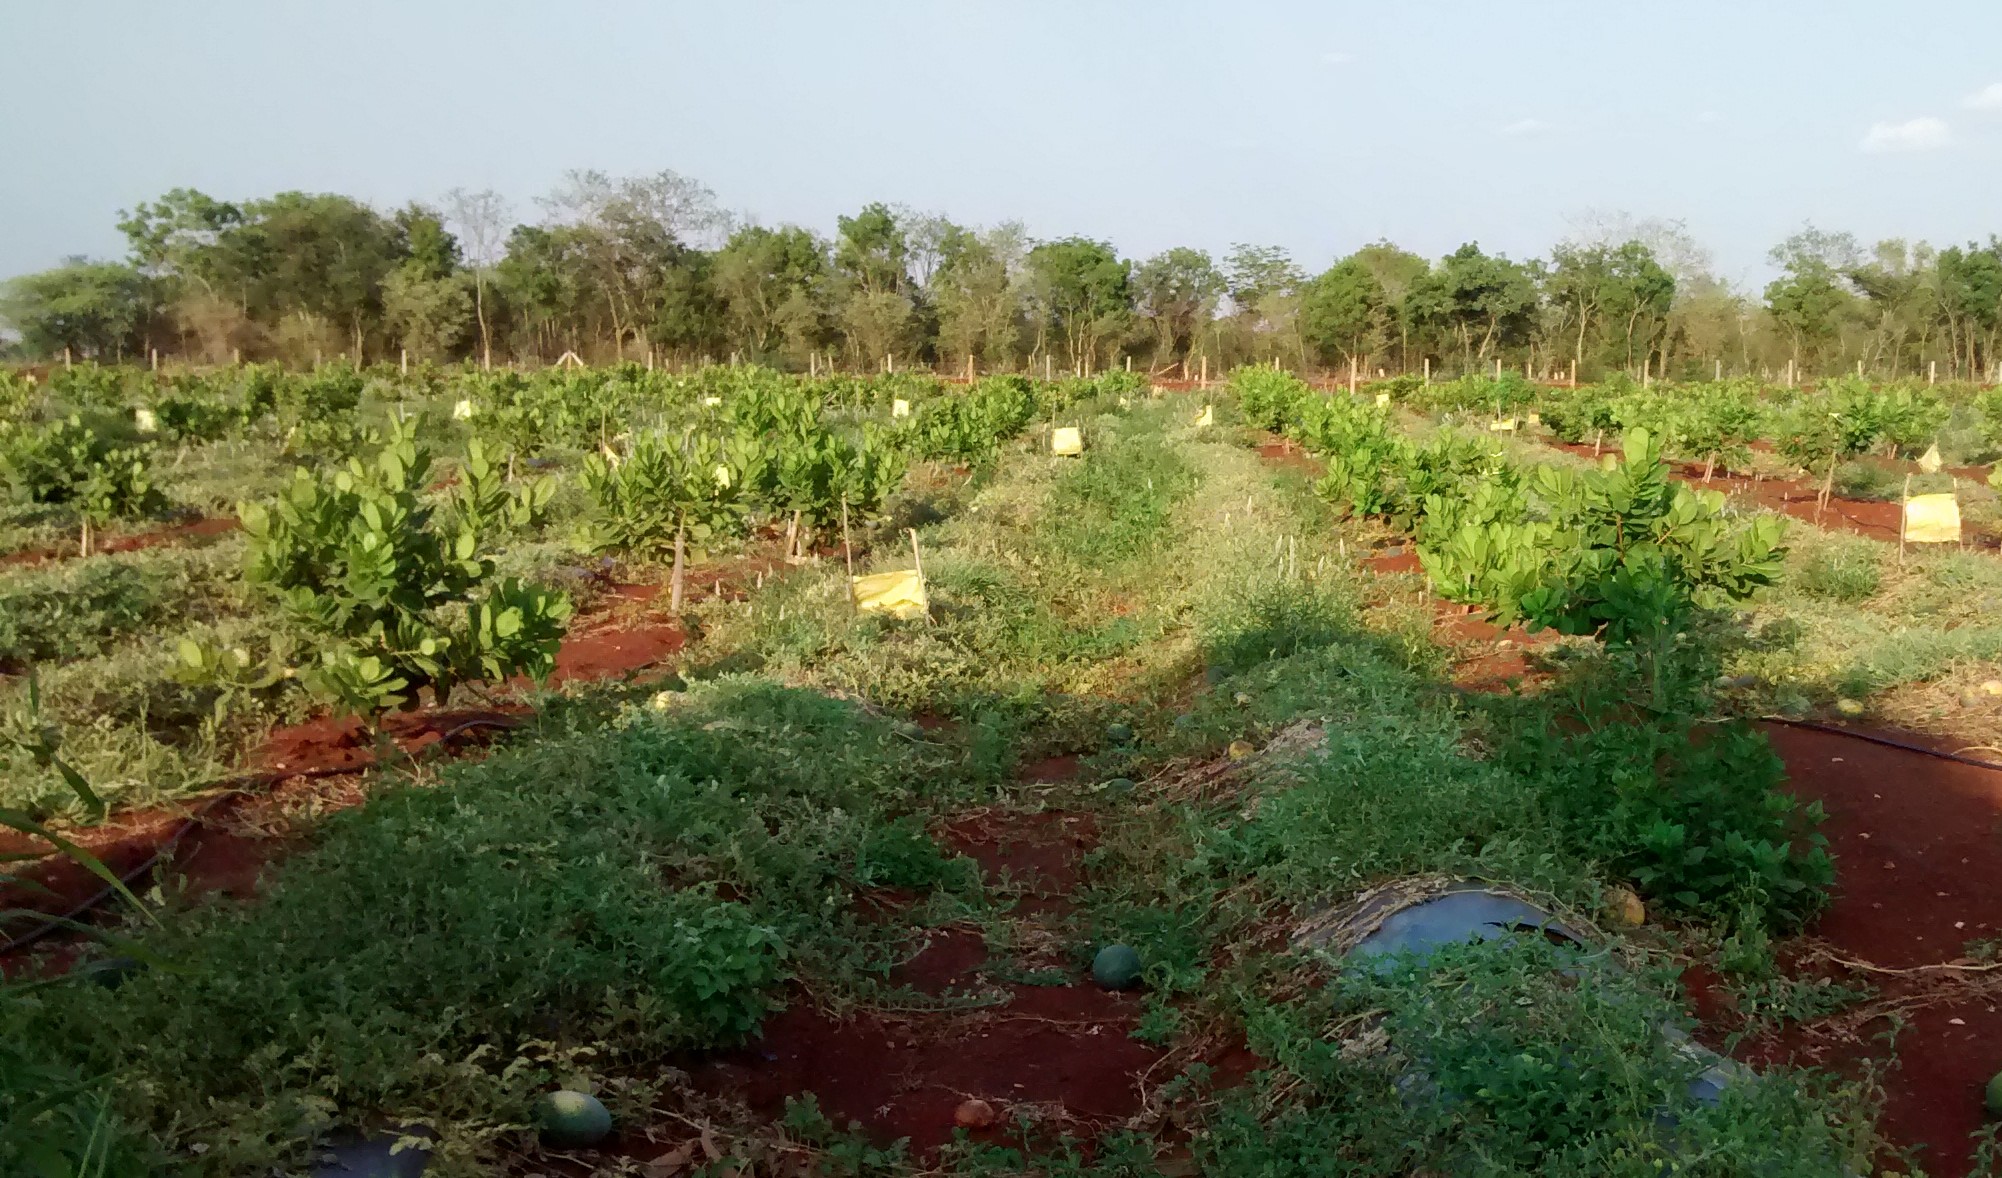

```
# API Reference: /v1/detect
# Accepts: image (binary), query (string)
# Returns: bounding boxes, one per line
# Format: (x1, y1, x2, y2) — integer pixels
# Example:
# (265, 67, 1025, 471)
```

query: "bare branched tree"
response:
(443, 187, 512, 369)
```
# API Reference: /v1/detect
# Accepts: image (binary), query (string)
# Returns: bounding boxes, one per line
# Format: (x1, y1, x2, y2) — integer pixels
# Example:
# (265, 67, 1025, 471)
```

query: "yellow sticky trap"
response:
(1918, 443, 1943, 475)
(702, 396, 722, 407)
(135, 407, 158, 433)
(852, 569, 928, 620)
(892, 398, 911, 418)
(1904, 493, 1962, 543)
(1489, 418, 1516, 432)
(1052, 426, 1084, 455)
(1374, 393, 1391, 407)
(1194, 405, 1214, 427)
(1525, 412, 1541, 426)
(452, 398, 475, 420)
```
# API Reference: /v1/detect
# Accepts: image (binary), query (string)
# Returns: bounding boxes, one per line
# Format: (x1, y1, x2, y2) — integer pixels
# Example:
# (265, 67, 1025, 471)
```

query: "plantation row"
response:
(1234, 367, 1831, 927)
(1383, 369, 2002, 489)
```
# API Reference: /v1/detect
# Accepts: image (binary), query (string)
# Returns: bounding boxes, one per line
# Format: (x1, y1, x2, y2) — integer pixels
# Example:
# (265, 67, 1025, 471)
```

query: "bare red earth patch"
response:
(548, 622, 686, 684)
(1732, 722, 2002, 1173)
(940, 810, 1097, 906)
(688, 983, 1162, 1157)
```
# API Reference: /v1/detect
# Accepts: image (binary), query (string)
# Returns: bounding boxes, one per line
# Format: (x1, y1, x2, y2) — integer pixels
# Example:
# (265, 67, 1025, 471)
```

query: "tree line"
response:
(6, 168, 2002, 382)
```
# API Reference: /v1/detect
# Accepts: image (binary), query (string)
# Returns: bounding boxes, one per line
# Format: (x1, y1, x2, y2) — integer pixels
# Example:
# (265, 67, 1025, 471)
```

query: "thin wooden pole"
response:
(1423, 356, 1430, 385)
(841, 496, 856, 606)
(1899, 473, 1911, 567)
(908, 528, 927, 623)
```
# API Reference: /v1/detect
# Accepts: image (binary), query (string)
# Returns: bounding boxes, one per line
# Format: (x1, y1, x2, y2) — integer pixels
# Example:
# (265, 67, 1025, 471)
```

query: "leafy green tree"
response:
(714, 225, 831, 360)
(1301, 255, 1390, 366)
(1935, 240, 2002, 378)
(0, 262, 152, 359)
(1134, 247, 1224, 365)
(1763, 226, 1863, 372)
(537, 169, 727, 361)
(1351, 240, 1429, 367)
(1026, 237, 1132, 372)
(834, 203, 915, 365)
(238, 191, 407, 361)
(1223, 243, 1304, 310)
(932, 223, 1026, 367)
(1408, 244, 1541, 367)
(1546, 241, 1674, 374)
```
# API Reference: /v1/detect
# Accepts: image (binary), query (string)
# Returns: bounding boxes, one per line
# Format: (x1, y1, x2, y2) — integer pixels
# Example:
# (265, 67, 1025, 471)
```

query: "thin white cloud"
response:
(1859, 116, 1952, 153)
(1320, 50, 1355, 65)
(1963, 82, 2002, 110)
(1499, 118, 1550, 137)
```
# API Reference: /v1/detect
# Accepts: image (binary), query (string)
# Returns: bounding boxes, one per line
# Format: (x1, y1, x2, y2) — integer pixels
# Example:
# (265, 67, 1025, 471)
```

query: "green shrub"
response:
(230, 418, 570, 714)
(1500, 705, 1830, 929)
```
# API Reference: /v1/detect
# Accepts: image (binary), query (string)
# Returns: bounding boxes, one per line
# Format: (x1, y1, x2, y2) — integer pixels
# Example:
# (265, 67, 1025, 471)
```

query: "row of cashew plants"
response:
(1236, 367, 1790, 645)
(0, 363, 1135, 720)
(1388, 369, 2002, 496)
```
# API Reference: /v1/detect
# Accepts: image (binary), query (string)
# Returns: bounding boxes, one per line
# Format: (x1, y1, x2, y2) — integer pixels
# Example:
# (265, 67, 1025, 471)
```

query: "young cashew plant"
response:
(207, 418, 571, 716)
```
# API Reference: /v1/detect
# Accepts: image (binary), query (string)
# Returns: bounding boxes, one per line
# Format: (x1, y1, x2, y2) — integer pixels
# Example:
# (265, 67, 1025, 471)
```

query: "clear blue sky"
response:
(5, 0, 1999, 290)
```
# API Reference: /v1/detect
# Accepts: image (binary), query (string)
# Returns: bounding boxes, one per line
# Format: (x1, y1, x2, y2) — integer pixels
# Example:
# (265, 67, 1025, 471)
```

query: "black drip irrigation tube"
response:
(1758, 715, 2002, 773)
(0, 716, 520, 959)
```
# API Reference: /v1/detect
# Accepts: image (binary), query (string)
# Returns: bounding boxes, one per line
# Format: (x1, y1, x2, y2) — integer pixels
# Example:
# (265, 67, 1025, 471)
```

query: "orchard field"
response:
(3, 355, 2002, 1177)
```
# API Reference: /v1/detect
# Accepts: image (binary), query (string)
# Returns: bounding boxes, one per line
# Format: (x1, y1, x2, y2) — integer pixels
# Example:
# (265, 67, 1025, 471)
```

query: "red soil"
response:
(0, 516, 238, 567)
(940, 810, 1097, 908)
(687, 981, 1162, 1157)
(1709, 723, 2002, 1174)
(1017, 753, 1084, 784)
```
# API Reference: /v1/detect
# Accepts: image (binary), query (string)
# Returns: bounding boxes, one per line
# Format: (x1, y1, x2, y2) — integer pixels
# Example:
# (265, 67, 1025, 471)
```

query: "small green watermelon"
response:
(1099, 777, 1136, 798)
(533, 1090, 612, 1148)
(1092, 944, 1143, 990)
(1987, 1070, 2002, 1117)
(1106, 722, 1135, 745)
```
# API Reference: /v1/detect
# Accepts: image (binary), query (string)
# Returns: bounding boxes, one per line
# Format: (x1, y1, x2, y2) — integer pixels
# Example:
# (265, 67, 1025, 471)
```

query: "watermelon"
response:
(1106, 722, 1135, 746)
(533, 1090, 612, 1148)
(1099, 777, 1136, 797)
(1092, 944, 1143, 990)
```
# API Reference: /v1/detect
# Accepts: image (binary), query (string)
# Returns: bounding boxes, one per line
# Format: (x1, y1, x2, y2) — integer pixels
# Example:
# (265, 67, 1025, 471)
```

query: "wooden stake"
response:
(63, 347, 71, 369)
(1348, 354, 1357, 395)
(1200, 355, 1208, 385)
(1568, 357, 1576, 387)
(400, 348, 408, 375)
(841, 496, 856, 605)
(1715, 359, 1722, 380)
(908, 528, 927, 621)
(1930, 359, 1937, 385)
(1898, 473, 1911, 567)
(1423, 356, 1431, 385)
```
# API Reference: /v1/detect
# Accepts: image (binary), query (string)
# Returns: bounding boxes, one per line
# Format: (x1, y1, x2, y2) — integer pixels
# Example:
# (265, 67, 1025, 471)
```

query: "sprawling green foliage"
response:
(230, 419, 570, 712)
